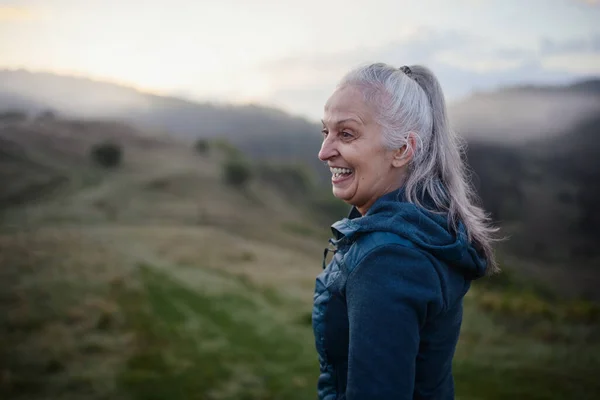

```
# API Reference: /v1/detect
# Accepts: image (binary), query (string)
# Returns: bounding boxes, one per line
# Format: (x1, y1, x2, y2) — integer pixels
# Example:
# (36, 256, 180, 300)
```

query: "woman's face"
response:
(319, 85, 406, 215)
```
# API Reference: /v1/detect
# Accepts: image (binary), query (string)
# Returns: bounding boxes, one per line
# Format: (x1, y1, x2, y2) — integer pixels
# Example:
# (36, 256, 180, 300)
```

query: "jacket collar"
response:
(330, 187, 406, 242)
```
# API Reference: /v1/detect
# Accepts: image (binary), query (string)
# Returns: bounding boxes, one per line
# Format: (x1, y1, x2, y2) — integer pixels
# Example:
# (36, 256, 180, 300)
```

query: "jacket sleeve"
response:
(345, 244, 443, 400)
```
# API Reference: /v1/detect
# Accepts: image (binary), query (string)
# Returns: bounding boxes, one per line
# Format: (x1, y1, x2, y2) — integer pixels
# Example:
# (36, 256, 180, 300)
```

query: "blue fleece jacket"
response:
(312, 188, 487, 399)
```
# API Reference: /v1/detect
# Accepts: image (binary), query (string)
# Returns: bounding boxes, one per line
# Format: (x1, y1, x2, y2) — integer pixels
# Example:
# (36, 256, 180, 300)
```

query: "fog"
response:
(449, 86, 600, 144)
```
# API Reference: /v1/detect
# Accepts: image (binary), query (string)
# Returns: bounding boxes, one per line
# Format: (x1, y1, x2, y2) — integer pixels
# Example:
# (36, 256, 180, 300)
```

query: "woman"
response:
(312, 63, 499, 400)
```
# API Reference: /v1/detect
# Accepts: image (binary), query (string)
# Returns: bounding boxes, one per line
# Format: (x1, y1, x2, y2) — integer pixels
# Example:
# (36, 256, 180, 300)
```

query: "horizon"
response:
(1, 0, 600, 120)
(2, 66, 600, 124)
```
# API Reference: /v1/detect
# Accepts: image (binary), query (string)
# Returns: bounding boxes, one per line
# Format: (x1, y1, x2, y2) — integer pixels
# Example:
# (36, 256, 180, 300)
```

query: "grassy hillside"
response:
(0, 70, 324, 174)
(465, 112, 600, 300)
(1, 119, 600, 400)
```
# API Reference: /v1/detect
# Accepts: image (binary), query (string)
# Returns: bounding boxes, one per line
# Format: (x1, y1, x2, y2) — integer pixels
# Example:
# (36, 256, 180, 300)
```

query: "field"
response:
(1, 119, 599, 399)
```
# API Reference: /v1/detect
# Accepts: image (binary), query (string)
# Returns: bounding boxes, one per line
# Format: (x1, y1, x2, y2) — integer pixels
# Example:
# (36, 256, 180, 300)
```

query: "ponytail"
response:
(339, 63, 500, 274)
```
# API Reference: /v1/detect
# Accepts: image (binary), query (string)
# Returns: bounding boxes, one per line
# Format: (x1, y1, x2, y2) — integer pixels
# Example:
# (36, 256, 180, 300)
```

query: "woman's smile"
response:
(330, 166, 354, 184)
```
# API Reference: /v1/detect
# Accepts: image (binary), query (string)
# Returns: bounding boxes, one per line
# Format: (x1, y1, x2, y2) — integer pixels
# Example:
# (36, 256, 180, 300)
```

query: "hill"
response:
(0, 116, 342, 232)
(0, 69, 324, 174)
(449, 79, 600, 144)
(3, 71, 599, 146)
(0, 117, 599, 400)
(1, 70, 599, 267)
(3, 70, 600, 186)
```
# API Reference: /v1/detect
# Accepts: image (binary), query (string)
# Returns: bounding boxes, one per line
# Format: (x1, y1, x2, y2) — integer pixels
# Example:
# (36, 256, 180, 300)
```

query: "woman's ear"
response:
(392, 133, 417, 168)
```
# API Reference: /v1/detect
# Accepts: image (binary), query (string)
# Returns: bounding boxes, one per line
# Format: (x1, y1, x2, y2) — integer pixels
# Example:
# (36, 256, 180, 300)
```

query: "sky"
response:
(1, 0, 599, 121)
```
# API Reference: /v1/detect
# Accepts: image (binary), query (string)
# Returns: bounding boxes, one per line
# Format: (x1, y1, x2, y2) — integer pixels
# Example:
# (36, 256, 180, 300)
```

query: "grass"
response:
(0, 229, 132, 400)
(116, 264, 318, 400)
(1, 227, 600, 399)
(1, 118, 599, 399)
(2, 223, 600, 400)
(455, 289, 600, 400)
(280, 221, 326, 239)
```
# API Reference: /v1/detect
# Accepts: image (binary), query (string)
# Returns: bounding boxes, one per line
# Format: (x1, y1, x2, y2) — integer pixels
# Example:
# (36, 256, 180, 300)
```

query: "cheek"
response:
(356, 156, 389, 185)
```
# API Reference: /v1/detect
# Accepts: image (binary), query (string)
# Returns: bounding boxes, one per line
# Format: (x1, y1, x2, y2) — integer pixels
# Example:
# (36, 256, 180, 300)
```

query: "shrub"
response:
(36, 109, 56, 121)
(91, 142, 123, 168)
(194, 139, 210, 154)
(223, 158, 252, 187)
(0, 110, 28, 122)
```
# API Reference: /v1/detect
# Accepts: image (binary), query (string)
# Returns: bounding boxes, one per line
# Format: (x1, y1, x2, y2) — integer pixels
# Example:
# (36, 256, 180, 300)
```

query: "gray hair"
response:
(338, 63, 499, 274)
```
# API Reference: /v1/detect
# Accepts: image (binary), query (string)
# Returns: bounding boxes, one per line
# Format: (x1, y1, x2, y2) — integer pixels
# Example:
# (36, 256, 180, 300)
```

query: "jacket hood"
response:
(330, 188, 488, 280)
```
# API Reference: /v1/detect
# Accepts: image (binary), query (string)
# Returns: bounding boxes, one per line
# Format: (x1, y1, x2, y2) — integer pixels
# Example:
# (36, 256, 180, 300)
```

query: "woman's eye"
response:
(321, 129, 329, 137)
(341, 131, 353, 138)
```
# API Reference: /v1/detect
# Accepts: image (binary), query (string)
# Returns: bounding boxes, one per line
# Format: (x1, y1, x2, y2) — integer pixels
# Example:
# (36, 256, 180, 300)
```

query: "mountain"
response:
(3, 70, 599, 146)
(0, 69, 324, 171)
(465, 109, 600, 264)
(448, 79, 600, 144)
(1, 71, 599, 289)
(4, 70, 600, 185)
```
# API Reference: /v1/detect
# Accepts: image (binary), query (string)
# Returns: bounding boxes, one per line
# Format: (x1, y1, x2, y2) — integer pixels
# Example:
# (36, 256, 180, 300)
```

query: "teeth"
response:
(330, 167, 352, 177)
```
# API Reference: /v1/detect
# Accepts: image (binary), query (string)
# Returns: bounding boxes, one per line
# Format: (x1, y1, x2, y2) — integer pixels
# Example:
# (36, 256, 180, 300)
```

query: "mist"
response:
(449, 84, 600, 144)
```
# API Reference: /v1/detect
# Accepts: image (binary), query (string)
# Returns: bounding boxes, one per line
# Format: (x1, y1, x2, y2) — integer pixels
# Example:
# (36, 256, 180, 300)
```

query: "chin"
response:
(332, 187, 353, 203)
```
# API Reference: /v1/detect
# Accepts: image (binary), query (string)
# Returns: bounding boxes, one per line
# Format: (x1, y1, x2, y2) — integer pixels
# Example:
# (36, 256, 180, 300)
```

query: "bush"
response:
(91, 142, 123, 168)
(223, 158, 252, 187)
(0, 110, 28, 122)
(36, 109, 56, 121)
(194, 139, 210, 154)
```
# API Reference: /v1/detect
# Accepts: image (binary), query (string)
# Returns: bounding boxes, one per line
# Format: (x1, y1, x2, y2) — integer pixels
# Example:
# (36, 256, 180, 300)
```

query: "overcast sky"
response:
(1, 0, 599, 120)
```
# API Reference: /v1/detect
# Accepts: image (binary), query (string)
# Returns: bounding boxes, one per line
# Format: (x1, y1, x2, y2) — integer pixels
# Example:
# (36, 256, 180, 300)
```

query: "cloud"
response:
(258, 28, 481, 88)
(254, 28, 598, 120)
(571, 0, 599, 5)
(540, 33, 600, 55)
(258, 28, 538, 92)
(0, 6, 45, 22)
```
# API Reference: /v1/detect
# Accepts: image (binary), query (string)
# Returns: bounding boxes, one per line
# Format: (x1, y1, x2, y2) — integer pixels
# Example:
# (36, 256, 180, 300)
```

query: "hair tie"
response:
(399, 65, 412, 76)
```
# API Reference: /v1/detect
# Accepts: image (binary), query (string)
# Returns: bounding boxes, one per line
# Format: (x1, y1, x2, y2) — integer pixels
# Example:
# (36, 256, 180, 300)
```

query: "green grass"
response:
(454, 290, 600, 400)
(2, 228, 600, 400)
(453, 361, 600, 400)
(116, 264, 318, 400)
(112, 263, 600, 400)
(2, 117, 599, 399)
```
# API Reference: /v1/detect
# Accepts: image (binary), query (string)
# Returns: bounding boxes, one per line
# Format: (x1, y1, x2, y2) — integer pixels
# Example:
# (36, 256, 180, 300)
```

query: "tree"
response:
(0, 110, 28, 123)
(91, 142, 123, 168)
(35, 110, 56, 121)
(194, 139, 210, 154)
(223, 158, 252, 188)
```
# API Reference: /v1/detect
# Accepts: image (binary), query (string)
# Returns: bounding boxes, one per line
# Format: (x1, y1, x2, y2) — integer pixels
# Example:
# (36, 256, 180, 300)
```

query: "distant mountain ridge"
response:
(0, 69, 320, 137)
(2, 69, 599, 144)
(1, 69, 599, 172)
(1, 69, 599, 271)
(0, 69, 325, 173)
(448, 78, 600, 144)
(493, 79, 600, 95)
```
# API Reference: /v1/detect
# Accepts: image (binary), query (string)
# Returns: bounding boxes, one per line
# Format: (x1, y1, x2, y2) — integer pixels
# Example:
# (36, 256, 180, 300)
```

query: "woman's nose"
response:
(318, 136, 338, 161)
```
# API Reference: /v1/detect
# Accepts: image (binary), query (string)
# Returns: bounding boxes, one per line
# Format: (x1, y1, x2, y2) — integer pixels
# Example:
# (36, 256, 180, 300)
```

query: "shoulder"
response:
(350, 239, 440, 284)
(350, 231, 418, 265)
(345, 236, 445, 311)
(344, 231, 435, 280)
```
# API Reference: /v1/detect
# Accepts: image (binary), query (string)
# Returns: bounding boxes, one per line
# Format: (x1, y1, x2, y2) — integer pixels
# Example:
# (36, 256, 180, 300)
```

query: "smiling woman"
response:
(312, 63, 500, 400)
(320, 84, 411, 215)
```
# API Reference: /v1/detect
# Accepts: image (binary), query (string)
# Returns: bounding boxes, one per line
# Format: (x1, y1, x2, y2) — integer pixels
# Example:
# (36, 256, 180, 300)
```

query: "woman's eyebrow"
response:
(322, 118, 362, 126)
